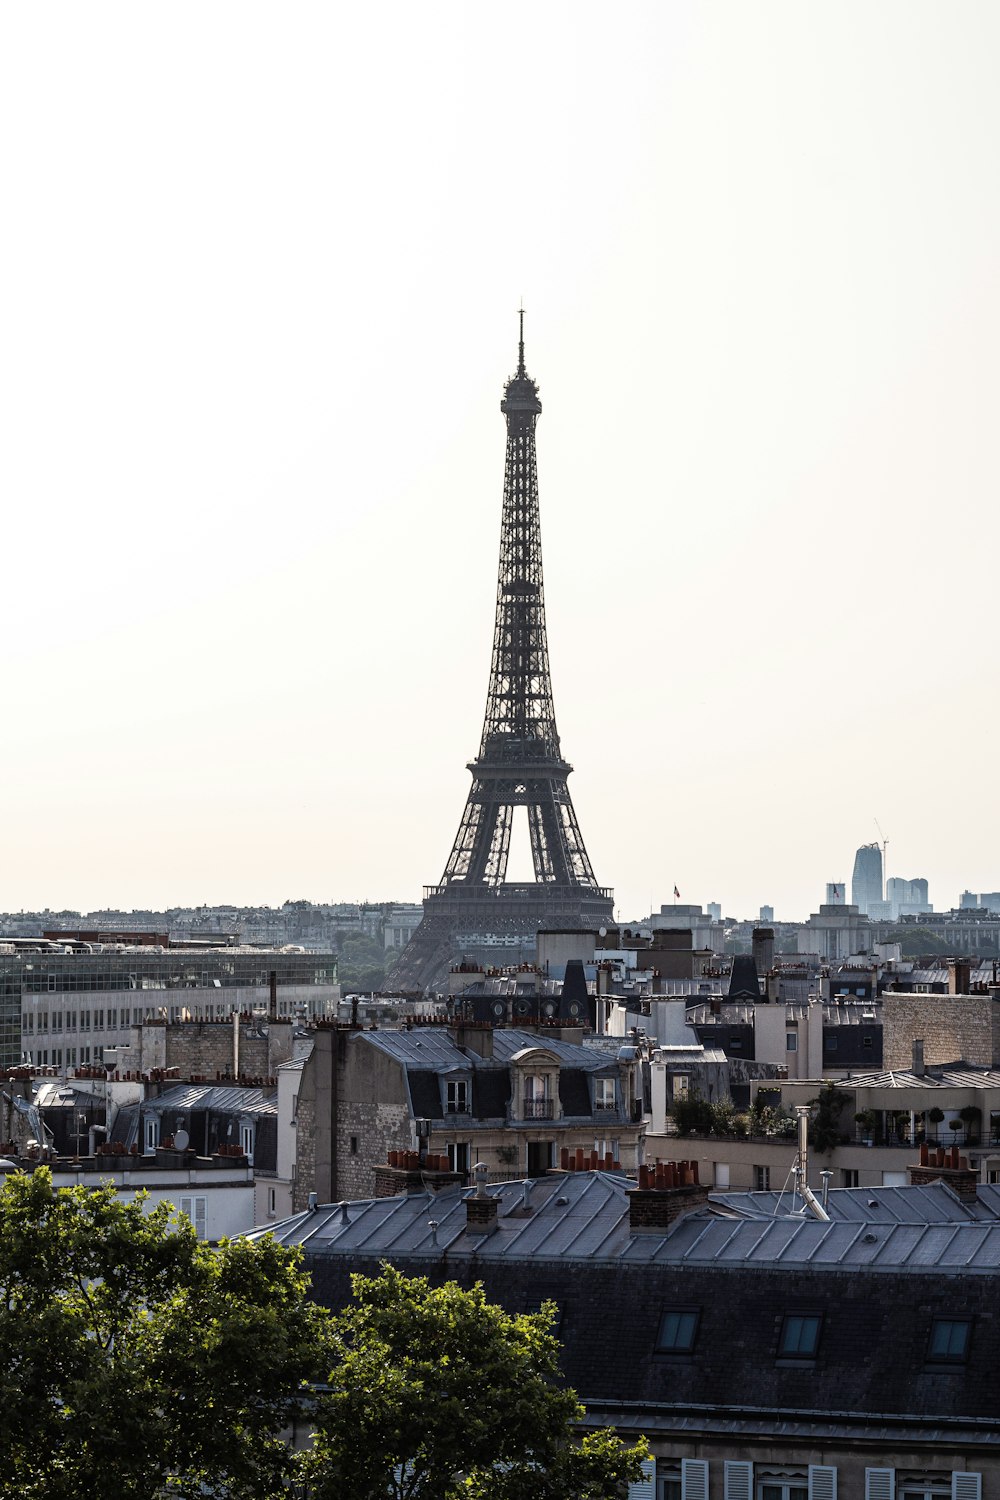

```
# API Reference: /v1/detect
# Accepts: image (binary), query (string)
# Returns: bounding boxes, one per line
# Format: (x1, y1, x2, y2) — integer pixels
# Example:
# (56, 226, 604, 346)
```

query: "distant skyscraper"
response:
(885, 876, 931, 919)
(759, 905, 774, 923)
(851, 844, 883, 916)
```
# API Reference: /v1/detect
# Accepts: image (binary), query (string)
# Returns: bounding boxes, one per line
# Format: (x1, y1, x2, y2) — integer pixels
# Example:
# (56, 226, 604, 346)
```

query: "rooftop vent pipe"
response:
(795, 1105, 830, 1221)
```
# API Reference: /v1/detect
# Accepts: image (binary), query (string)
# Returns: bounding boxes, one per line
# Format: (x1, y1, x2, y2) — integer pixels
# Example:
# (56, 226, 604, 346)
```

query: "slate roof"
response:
(838, 1064, 1000, 1088)
(128, 1083, 278, 1117)
(255, 1172, 1000, 1433)
(249, 1171, 1000, 1274)
(716, 1181, 990, 1223)
(361, 1027, 618, 1075)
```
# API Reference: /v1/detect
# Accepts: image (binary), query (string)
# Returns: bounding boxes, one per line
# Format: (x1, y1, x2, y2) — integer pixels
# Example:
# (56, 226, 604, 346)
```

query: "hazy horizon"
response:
(4, 4, 999, 924)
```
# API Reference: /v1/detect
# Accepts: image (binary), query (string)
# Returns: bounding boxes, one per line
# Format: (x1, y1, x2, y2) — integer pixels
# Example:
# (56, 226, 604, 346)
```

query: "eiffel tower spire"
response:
(386, 317, 613, 991)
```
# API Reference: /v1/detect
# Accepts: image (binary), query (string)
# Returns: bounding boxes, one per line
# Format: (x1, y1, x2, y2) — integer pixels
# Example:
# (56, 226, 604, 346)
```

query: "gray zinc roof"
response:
(840, 1064, 1000, 1088)
(141, 1083, 278, 1116)
(361, 1027, 616, 1074)
(714, 1181, 995, 1223)
(247, 1172, 1000, 1274)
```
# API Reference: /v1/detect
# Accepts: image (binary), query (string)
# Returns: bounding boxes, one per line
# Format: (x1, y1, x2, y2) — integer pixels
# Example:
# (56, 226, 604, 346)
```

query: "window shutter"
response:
(866, 1469, 895, 1500)
(953, 1475, 981, 1500)
(809, 1466, 838, 1500)
(683, 1458, 710, 1500)
(628, 1458, 656, 1500)
(180, 1196, 192, 1221)
(195, 1197, 207, 1239)
(726, 1461, 753, 1500)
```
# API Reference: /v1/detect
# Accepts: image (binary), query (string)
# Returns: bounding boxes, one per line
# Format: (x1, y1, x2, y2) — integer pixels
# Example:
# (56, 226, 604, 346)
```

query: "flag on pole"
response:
(673, 885, 680, 899)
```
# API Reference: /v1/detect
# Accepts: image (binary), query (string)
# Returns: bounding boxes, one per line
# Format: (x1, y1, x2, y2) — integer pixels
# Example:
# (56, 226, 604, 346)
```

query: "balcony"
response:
(523, 1099, 554, 1120)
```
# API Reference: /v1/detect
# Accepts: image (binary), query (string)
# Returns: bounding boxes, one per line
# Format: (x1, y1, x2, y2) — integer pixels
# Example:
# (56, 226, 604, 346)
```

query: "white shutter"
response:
(810, 1466, 838, 1500)
(180, 1195, 207, 1238)
(628, 1458, 656, 1500)
(683, 1459, 710, 1500)
(726, 1461, 753, 1500)
(953, 1475, 981, 1500)
(866, 1469, 895, 1500)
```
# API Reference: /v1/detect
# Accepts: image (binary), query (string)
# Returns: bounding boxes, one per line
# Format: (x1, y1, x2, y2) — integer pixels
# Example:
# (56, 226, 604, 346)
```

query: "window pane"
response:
(657, 1309, 699, 1351)
(929, 1318, 970, 1359)
(780, 1314, 821, 1356)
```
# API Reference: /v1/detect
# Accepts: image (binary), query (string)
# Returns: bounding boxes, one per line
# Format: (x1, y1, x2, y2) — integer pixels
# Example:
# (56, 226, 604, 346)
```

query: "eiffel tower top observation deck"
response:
(386, 316, 613, 991)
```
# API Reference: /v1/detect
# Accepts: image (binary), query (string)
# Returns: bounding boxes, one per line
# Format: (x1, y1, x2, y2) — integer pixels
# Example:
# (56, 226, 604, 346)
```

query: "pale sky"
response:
(3, 3, 999, 922)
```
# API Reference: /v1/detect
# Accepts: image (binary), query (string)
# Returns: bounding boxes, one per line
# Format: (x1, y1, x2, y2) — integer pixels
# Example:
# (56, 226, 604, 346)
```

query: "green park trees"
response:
(0, 1171, 646, 1499)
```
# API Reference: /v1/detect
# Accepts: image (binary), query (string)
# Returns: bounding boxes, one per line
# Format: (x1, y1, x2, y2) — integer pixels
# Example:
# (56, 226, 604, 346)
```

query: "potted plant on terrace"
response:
(928, 1106, 945, 1142)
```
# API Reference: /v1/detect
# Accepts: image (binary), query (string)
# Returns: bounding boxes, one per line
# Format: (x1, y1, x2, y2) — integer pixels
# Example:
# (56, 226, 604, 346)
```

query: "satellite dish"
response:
(174, 1128, 190, 1151)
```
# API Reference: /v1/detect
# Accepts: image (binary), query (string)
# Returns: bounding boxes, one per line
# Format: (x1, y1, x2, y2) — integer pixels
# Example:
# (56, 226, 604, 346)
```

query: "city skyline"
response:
(4, 5, 1000, 922)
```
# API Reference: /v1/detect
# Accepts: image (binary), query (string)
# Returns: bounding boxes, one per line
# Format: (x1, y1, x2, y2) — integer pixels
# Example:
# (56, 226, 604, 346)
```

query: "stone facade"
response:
(292, 1023, 646, 1209)
(118, 1018, 294, 1082)
(336, 1098, 411, 1201)
(883, 991, 1000, 1070)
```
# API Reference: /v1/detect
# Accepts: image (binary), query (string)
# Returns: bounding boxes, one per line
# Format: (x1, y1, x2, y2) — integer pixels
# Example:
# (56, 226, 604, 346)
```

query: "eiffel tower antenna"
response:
(386, 317, 613, 992)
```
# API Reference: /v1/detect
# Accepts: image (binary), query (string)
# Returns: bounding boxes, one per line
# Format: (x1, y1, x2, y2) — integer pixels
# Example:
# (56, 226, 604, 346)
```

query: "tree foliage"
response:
(306, 1263, 648, 1499)
(0, 1177, 647, 1499)
(0, 1169, 328, 1500)
(807, 1083, 852, 1154)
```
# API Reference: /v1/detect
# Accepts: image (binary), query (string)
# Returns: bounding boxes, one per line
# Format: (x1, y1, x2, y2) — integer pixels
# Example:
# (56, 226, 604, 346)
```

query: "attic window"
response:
(927, 1318, 972, 1363)
(446, 1080, 469, 1114)
(778, 1313, 822, 1360)
(656, 1308, 700, 1354)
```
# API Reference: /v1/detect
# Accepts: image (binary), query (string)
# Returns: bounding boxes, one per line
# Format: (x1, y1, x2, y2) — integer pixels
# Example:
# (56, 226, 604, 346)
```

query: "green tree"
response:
(0, 1169, 329, 1500)
(807, 1083, 852, 1154)
(306, 1264, 647, 1500)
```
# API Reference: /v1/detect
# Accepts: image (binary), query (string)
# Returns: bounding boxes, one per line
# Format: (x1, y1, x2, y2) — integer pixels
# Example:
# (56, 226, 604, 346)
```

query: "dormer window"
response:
(595, 1078, 616, 1111)
(524, 1074, 553, 1119)
(446, 1079, 470, 1115)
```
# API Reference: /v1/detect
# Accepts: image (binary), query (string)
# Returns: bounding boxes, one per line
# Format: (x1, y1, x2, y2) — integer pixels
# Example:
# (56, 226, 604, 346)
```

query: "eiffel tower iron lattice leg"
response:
(386, 316, 613, 992)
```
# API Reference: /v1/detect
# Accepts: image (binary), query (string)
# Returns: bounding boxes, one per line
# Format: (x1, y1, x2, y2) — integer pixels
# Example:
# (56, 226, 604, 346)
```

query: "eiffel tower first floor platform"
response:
(384, 882, 615, 995)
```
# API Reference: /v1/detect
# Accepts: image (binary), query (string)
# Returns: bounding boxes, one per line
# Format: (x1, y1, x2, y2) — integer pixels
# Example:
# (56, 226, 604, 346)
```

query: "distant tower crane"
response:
(874, 818, 888, 901)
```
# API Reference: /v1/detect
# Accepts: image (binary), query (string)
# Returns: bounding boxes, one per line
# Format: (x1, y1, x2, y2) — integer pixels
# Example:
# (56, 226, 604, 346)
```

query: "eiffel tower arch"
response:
(386, 317, 613, 991)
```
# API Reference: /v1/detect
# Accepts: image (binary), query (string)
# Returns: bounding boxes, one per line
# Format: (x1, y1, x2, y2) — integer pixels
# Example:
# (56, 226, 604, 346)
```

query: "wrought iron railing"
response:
(523, 1099, 554, 1119)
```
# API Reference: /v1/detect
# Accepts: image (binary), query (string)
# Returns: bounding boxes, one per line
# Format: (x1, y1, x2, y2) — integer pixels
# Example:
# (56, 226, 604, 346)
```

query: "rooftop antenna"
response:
(517, 303, 526, 376)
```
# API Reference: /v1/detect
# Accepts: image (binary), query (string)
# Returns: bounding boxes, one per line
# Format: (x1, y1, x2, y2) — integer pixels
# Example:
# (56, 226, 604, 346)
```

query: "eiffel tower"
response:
(387, 315, 613, 991)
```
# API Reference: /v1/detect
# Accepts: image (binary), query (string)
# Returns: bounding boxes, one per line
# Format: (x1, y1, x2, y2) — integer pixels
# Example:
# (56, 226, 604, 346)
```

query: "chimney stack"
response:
(752, 927, 775, 976)
(948, 959, 972, 996)
(627, 1161, 709, 1233)
(466, 1162, 499, 1234)
(912, 1039, 925, 1077)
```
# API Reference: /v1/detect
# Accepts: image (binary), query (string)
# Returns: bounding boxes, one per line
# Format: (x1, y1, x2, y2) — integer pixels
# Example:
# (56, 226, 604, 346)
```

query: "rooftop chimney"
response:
(912, 1038, 925, 1077)
(909, 1145, 978, 1202)
(948, 959, 972, 996)
(466, 1162, 499, 1235)
(447, 1022, 494, 1060)
(627, 1161, 710, 1233)
(752, 927, 775, 976)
